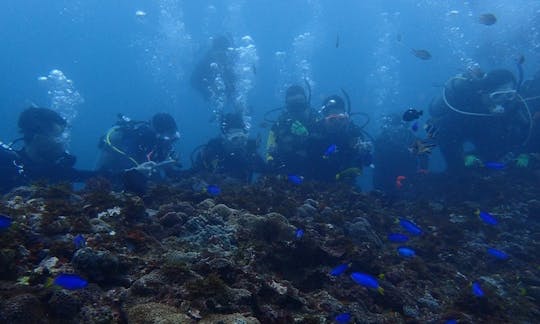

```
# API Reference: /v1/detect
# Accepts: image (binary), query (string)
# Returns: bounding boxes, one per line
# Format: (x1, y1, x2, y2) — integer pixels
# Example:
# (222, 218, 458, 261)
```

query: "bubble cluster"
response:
(38, 69, 84, 142)
(233, 35, 259, 129)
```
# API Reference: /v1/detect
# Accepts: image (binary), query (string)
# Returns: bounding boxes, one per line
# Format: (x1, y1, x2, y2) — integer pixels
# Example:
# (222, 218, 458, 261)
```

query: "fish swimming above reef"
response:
(472, 281, 485, 297)
(73, 234, 86, 249)
(330, 264, 349, 276)
(350, 272, 384, 295)
(397, 246, 416, 258)
(387, 233, 409, 243)
(484, 162, 506, 170)
(399, 218, 422, 235)
(288, 174, 304, 185)
(335, 313, 351, 323)
(402, 108, 423, 121)
(206, 184, 221, 196)
(53, 274, 88, 290)
(476, 210, 498, 225)
(479, 13, 497, 25)
(0, 214, 13, 229)
(323, 144, 338, 158)
(409, 139, 437, 155)
(411, 49, 432, 60)
(487, 248, 509, 260)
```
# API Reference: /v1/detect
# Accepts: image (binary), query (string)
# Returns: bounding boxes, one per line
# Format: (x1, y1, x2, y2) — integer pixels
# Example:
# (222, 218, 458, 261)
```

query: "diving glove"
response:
(464, 155, 482, 168)
(290, 121, 309, 136)
(515, 154, 529, 168)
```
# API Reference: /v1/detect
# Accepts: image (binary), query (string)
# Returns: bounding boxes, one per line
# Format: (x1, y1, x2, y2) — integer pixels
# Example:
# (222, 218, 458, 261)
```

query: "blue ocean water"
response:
(1, 0, 538, 176)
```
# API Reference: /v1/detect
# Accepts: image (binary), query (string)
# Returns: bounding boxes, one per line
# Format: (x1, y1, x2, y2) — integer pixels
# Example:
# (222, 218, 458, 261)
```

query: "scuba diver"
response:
(266, 84, 318, 174)
(0, 107, 95, 192)
(192, 112, 265, 183)
(96, 113, 181, 192)
(190, 35, 236, 109)
(372, 114, 428, 192)
(428, 68, 533, 172)
(303, 94, 373, 183)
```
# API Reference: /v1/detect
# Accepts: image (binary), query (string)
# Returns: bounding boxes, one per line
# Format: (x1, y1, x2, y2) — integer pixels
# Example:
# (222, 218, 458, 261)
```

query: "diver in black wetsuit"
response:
(96, 113, 180, 174)
(0, 107, 95, 192)
(303, 95, 372, 183)
(190, 35, 236, 108)
(266, 85, 318, 174)
(428, 69, 532, 172)
(192, 112, 265, 183)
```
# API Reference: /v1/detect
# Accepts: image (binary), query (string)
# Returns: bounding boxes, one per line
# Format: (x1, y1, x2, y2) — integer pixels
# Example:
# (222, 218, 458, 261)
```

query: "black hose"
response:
(340, 88, 352, 114)
(263, 107, 283, 124)
(516, 59, 524, 92)
(351, 112, 371, 129)
(304, 78, 312, 106)
(189, 144, 206, 167)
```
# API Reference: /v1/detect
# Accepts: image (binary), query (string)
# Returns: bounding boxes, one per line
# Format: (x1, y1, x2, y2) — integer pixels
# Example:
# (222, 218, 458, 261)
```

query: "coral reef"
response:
(0, 171, 539, 323)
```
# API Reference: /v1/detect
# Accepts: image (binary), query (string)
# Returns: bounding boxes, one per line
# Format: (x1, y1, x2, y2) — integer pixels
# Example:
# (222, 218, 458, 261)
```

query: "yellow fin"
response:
(377, 287, 385, 295)
(45, 277, 54, 288)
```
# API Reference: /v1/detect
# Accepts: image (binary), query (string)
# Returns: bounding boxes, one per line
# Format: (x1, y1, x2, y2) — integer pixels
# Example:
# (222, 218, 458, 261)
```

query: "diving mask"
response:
(324, 113, 349, 131)
(489, 89, 516, 104)
(157, 131, 180, 142)
(286, 93, 307, 110)
(224, 128, 248, 147)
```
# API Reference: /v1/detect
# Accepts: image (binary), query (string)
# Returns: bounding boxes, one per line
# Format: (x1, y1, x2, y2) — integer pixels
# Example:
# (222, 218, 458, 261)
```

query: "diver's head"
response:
(18, 107, 68, 163)
(151, 113, 180, 142)
(320, 95, 349, 132)
(18, 107, 66, 141)
(482, 69, 517, 113)
(221, 113, 248, 150)
(285, 85, 308, 114)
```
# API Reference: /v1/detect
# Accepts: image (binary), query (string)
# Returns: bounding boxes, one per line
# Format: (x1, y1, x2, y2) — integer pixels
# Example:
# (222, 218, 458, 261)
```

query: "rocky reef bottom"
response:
(0, 170, 539, 323)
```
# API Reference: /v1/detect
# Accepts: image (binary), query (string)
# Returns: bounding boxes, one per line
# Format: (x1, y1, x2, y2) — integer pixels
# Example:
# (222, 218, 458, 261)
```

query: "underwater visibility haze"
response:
(1, 1, 540, 323)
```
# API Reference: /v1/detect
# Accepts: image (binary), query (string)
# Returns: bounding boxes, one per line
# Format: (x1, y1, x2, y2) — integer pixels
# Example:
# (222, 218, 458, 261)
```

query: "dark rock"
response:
(126, 302, 192, 323)
(345, 217, 383, 247)
(159, 211, 187, 227)
(48, 290, 82, 319)
(0, 294, 46, 324)
(129, 270, 165, 296)
(72, 247, 121, 283)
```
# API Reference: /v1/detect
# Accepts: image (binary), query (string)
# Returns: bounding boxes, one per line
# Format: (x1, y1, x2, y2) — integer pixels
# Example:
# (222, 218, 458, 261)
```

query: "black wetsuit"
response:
(303, 122, 371, 182)
(193, 137, 265, 183)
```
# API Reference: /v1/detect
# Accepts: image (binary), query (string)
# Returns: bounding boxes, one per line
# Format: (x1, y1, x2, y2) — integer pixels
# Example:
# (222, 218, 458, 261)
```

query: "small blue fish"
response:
(350, 272, 384, 294)
(445, 320, 457, 324)
(330, 264, 348, 276)
(323, 144, 338, 158)
(387, 233, 409, 243)
(472, 281, 485, 297)
(484, 162, 506, 170)
(399, 218, 422, 235)
(487, 248, 509, 260)
(478, 210, 498, 225)
(334, 312, 351, 323)
(0, 214, 13, 229)
(287, 174, 304, 185)
(73, 234, 86, 249)
(295, 228, 304, 239)
(411, 121, 419, 132)
(53, 274, 88, 290)
(206, 184, 221, 196)
(397, 246, 416, 258)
